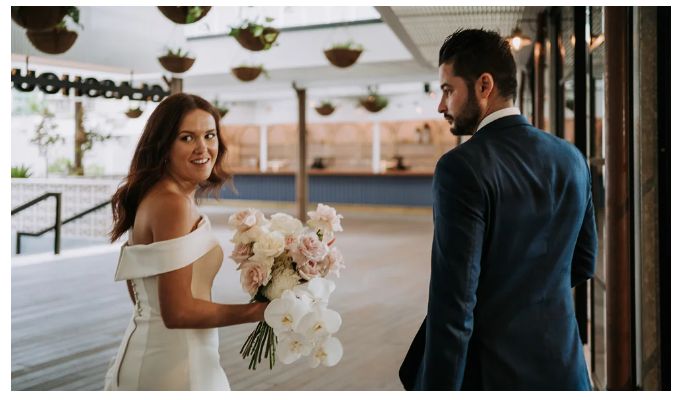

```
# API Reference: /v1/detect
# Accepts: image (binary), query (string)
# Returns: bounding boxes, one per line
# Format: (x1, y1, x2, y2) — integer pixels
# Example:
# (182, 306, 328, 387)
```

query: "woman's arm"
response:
(150, 193, 267, 329)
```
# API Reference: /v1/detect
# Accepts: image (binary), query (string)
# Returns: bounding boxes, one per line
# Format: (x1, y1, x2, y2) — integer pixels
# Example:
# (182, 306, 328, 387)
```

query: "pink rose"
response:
(228, 209, 266, 232)
(297, 233, 328, 262)
(298, 259, 322, 280)
(319, 247, 346, 278)
(284, 234, 298, 251)
(238, 260, 269, 296)
(231, 242, 253, 263)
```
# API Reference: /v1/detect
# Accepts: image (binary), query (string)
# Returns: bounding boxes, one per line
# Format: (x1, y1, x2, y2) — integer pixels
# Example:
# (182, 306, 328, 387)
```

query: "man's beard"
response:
(449, 90, 481, 136)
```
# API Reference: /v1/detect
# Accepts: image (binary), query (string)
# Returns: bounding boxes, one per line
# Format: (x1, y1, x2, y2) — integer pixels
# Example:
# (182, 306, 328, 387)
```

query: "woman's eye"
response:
(180, 135, 193, 142)
(205, 132, 216, 140)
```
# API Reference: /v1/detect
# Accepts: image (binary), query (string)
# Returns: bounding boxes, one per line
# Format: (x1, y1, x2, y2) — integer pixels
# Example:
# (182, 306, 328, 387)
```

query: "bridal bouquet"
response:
(228, 204, 346, 370)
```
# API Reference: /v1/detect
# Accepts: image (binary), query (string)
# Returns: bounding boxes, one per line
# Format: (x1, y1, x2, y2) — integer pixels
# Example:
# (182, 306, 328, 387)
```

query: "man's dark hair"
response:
(439, 28, 517, 101)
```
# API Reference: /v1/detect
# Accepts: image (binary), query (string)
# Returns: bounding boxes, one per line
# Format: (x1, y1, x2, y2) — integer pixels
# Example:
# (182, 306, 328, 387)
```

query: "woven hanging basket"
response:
(125, 108, 143, 118)
(158, 56, 196, 74)
(234, 27, 279, 51)
(231, 67, 263, 82)
(11, 6, 69, 30)
(157, 6, 211, 24)
(26, 28, 78, 55)
(315, 104, 336, 116)
(359, 96, 388, 113)
(324, 48, 362, 68)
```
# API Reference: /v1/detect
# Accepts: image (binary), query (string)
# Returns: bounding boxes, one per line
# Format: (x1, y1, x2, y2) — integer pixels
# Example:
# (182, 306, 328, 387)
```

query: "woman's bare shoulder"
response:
(136, 185, 198, 243)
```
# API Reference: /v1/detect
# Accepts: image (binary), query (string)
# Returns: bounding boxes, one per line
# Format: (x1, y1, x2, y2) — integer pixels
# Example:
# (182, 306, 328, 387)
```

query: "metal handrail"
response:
(12, 196, 112, 255)
(11, 192, 62, 255)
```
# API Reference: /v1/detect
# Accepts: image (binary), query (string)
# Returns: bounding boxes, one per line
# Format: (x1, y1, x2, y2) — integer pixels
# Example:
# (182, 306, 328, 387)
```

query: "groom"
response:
(399, 29, 597, 390)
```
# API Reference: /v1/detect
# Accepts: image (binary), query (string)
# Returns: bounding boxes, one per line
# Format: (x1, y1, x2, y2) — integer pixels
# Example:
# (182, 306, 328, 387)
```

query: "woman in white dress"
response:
(104, 93, 267, 390)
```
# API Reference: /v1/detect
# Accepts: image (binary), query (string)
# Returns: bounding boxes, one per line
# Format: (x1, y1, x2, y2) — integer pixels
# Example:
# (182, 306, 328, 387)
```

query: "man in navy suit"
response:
(399, 29, 597, 390)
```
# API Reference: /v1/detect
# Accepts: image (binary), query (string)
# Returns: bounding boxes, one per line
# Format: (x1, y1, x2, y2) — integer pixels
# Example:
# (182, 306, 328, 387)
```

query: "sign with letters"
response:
(11, 68, 170, 102)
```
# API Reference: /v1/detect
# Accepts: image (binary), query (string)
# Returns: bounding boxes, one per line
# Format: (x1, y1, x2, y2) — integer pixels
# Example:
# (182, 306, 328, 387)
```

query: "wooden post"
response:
(293, 82, 308, 221)
(163, 76, 183, 94)
(533, 11, 546, 129)
(74, 101, 85, 176)
(604, 6, 634, 390)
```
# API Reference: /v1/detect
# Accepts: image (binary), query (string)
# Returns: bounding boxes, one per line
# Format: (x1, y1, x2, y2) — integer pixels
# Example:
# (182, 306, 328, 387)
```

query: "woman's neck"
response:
(163, 172, 197, 199)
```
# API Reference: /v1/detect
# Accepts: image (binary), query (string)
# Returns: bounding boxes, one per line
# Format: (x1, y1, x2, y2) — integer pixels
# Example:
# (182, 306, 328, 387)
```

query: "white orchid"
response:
(307, 203, 343, 236)
(294, 277, 336, 306)
(264, 290, 310, 334)
(308, 336, 343, 368)
(295, 304, 342, 339)
(277, 331, 314, 364)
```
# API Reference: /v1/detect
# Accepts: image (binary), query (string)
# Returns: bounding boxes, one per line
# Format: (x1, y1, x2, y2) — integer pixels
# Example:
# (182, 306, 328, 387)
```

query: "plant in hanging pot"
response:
(315, 100, 336, 116)
(25, 7, 82, 55)
(125, 106, 143, 119)
(157, 6, 211, 24)
(228, 17, 279, 51)
(231, 64, 268, 82)
(324, 40, 363, 68)
(212, 99, 229, 118)
(158, 47, 196, 74)
(11, 6, 70, 31)
(359, 87, 389, 113)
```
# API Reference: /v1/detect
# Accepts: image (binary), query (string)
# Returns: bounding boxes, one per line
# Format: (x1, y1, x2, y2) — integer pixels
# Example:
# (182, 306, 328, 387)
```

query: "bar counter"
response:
(221, 168, 434, 206)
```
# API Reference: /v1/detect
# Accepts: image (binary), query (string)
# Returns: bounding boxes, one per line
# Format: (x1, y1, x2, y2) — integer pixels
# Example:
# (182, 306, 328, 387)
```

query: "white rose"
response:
(228, 208, 267, 232)
(270, 213, 304, 236)
(307, 203, 343, 235)
(252, 231, 285, 260)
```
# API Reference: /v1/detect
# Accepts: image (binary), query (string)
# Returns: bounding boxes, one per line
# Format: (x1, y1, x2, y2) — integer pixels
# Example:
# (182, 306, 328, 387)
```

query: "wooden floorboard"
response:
(11, 212, 432, 390)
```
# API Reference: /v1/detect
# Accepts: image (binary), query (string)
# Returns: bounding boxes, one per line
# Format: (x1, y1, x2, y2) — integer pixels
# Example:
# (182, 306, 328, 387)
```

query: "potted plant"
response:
(25, 7, 82, 55)
(11, 164, 33, 178)
(158, 47, 196, 74)
(324, 40, 363, 68)
(315, 100, 336, 116)
(229, 17, 279, 51)
(157, 6, 211, 24)
(11, 6, 70, 30)
(212, 99, 229, 118)
(359, 87, 389, 113)
(125, 106, 143, 118)
(231, 64, 268, 82)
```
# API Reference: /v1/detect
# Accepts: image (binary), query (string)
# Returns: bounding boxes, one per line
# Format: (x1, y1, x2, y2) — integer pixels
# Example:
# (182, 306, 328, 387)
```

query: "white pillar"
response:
(372, 121, 381, 173)
(259, 124, 267, 172)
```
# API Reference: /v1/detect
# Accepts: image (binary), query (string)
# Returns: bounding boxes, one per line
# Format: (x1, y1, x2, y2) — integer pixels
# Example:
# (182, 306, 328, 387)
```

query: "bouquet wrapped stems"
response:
(240, 321, 277, 370)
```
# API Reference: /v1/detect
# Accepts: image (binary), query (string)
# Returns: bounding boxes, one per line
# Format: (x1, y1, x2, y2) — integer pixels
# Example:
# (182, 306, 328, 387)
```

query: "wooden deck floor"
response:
(11, 211, 433, 390)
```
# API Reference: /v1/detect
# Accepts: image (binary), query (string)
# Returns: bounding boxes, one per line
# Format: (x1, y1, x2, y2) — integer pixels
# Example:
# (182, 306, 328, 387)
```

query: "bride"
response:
(104, 93, 267, 390)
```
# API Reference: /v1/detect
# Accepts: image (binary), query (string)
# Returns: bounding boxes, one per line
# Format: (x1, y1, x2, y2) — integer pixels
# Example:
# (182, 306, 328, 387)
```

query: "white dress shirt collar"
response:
(476, 106, 521, 133)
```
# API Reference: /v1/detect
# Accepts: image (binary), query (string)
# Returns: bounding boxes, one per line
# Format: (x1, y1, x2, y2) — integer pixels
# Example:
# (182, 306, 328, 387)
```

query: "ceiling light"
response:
(507, 27, 532, 51)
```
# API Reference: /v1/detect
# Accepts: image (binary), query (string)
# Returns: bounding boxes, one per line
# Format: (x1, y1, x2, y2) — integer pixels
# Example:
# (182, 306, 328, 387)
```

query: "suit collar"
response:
(474, 114, 532, 135)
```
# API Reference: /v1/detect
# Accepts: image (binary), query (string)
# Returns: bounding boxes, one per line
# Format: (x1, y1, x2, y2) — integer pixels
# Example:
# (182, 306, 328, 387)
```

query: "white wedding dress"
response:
(104, 215, 230, 390)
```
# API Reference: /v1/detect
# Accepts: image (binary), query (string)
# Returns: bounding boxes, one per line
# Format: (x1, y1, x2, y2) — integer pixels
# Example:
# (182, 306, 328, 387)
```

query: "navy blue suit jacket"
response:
(400, 114, 597, 390)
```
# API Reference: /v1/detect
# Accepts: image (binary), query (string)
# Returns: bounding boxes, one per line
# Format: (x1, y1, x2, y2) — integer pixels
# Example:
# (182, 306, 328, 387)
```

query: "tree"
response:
(73, 101, 112, 176)
(29, 103, 64, 177)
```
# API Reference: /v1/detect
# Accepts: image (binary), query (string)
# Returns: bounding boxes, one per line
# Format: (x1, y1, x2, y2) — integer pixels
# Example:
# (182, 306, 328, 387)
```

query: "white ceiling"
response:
(11, 6, 540, 100)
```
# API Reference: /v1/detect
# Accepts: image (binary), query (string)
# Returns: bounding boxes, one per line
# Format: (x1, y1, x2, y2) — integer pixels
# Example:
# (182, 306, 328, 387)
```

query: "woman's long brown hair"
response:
(109, 93, 231, 242)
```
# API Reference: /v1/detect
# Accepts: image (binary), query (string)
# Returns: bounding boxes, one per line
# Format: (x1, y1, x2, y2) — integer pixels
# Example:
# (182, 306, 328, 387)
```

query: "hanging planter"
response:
(125, 107, 143, 118)
(359, 87, 389, 113)
(11, 6, 69, 30)
(324, 40, 363, 68)
(157, 6, 211, 24)
(26, 27, 78, 54)
(158, 48, 195, 74)
(23, 7, 82, 55)
(315, 101, 336, 116)
(229, 17, 279, 51)
(231, 65, 266, 82)
(212, 99, 229, 119)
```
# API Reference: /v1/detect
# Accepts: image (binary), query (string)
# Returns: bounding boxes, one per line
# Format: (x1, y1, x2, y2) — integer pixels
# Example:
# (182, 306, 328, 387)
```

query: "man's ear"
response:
(477, 73, 495, 100)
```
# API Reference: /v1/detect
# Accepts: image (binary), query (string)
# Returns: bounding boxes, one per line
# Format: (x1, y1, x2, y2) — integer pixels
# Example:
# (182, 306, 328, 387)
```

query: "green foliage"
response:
(47, 157, 73, 176)
(55, 6, 83, 30)
(186, 6, 205, 23)
(212, 98, 229, 116)
(328, 40, 363, 51)
(11, 164, 32, 178)
(30, 105, 64, 156)
(228, 16, 278, 50)
(163, 47, 192, 58)
(319, 100, 335, 108)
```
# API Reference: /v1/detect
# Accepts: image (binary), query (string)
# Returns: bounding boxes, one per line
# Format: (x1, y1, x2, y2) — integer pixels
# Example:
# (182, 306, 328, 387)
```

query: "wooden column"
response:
(163, 76, 183, 94)
(533, 11, 546, 129)
(293, 82, 308, 221)
(73, 101, 85, 176)
(604, 6, 634, 390)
